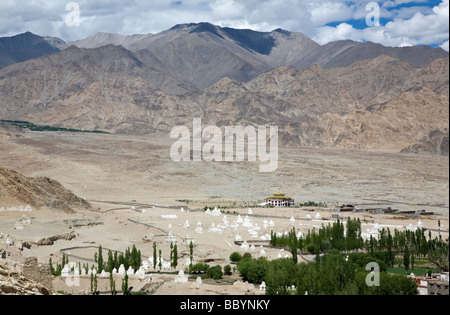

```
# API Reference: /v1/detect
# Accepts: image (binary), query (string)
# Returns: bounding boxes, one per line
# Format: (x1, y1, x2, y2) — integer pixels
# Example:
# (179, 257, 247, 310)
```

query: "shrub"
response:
(230, 252, 243, 263)
(237, 257, 269, 283)
(189, 263, 210, 274)
(207, 265, 223, 280)
(224, 265, 232, 275)
(306, 243, 316, 254)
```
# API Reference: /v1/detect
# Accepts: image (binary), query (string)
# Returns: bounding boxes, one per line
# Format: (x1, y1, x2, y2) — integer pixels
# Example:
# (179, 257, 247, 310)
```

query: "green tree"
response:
(230, 252, 243, 263)
(170, 243, 174, 268)
(97, 245, 104, 273)
(152, 242, 157, 270)
(173, 244, 178, 269)
(404, 246, 410, 272)
(428, 238, 449, 271)
(265, 258, 297, 295)
(109, 273, 117, 295)
(122, 274, 129, 295)
(94, 274, 98, 294)
(106, 250, 114, 273)
(49, 258, 56, 276)
(289, 228, 298, 264)
(387, 229, 394, 267)
(190, 241, 194, 268)
(237, 256, 269, 283)
(224, 265, 232, 276)
(207, 265, 223, 280)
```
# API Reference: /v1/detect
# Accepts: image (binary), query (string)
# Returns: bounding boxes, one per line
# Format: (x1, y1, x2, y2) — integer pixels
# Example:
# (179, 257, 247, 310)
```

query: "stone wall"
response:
(22, 257, 54, 293)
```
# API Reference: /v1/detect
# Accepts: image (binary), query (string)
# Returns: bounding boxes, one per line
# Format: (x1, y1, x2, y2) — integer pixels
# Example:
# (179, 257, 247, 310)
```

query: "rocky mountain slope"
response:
(3, 23, 447, 94)
(401, 130, 449, 156)
(0, 24, 448, 155)
(296, 40, 448, 69)
(0, 167, 90, 212)
(69, 23, 448, 93)
(0, 32, 67, 70)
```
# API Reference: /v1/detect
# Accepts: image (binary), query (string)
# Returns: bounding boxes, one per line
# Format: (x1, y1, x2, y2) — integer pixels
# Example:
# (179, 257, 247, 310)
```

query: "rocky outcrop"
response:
(0, 167, 91, 212)
(37, 232, 77, 246)
(0, 258, 53, 295)
(22, 257, 54, 292)
(401, 130, 449, 156)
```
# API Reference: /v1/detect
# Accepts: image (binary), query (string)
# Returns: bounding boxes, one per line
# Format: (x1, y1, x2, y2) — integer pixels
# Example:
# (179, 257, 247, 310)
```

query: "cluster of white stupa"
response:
(14, 214, 32, 230)
(59, 252, 198, 281)
(360, 220, 427, 240)
(0, 232, 15, 247)
(406, 220, 425, 231)
(204, 207, 222, 216)
(305, 213, 322, 220)
(0, 205, 33, 212)
(163, 207, 281, 242)
(60, 263, 148, 280)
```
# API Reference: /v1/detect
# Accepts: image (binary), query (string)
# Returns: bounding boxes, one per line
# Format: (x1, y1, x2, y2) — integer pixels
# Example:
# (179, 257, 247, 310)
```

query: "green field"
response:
(1, 120, 109, 134)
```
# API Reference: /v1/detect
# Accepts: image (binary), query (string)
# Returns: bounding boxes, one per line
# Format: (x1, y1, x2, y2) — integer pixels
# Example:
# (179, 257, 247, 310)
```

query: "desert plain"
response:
(0, 129, 448, 295)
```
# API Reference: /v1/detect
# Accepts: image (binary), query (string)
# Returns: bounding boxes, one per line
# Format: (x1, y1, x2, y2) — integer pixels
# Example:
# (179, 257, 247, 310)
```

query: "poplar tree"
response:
(173, 244, 178, 269)
(190, 241, 194, 268)
(49, 258, 55, 276)
(404, 246, 410, 272)
(94, 274, 98, 294)
(90, 273, 94, 293)
(107, 250, 114, 273)
(153, 242, 157, 270)
(170, 243, 174, 268)
(109, 273, 117, 295)
(289, 228, 298, 264)
(387, 229, 394, 267)
(97, 245, 104, 273)
(122, 274, 129, 295)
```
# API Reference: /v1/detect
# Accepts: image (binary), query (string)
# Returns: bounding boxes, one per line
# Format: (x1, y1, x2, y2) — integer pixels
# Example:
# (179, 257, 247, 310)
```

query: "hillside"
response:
(0, 32, 66, 69)
(0, 51, 447, 154)
(3, 23, 447, 94)
(0, 167, 90, 212)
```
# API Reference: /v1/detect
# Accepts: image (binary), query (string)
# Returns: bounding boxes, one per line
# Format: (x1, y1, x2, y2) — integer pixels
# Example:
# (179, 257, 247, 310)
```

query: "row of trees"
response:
(270, 218, 364, 256)
(49, 253, 69, 276)
(269, 217, 449, 272)
(97, 244, 142, 274)
(373, 227, 448, 271)
(245, 216, 449, 295)
(235, 252, 418, 295)
(187, 263, 227, 280)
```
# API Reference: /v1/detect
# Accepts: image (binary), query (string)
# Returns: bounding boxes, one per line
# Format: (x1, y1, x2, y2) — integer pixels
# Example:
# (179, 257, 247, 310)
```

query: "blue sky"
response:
(1, 0, 448, 50)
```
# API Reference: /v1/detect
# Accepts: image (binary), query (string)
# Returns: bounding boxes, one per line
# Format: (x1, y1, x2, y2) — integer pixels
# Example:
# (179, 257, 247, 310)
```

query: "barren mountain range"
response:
(0, 23, 448, 155)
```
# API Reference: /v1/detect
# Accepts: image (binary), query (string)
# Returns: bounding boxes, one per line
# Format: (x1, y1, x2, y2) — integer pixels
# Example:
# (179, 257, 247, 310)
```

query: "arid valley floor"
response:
(1, 130, 449, 295)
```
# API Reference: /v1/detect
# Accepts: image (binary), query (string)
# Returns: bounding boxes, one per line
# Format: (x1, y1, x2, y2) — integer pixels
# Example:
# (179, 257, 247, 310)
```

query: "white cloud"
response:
(314, 0, 449, 48)
(441, 40, 449, 51)
(0, 0, 448, 50)
(307, 2, 354, 26)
